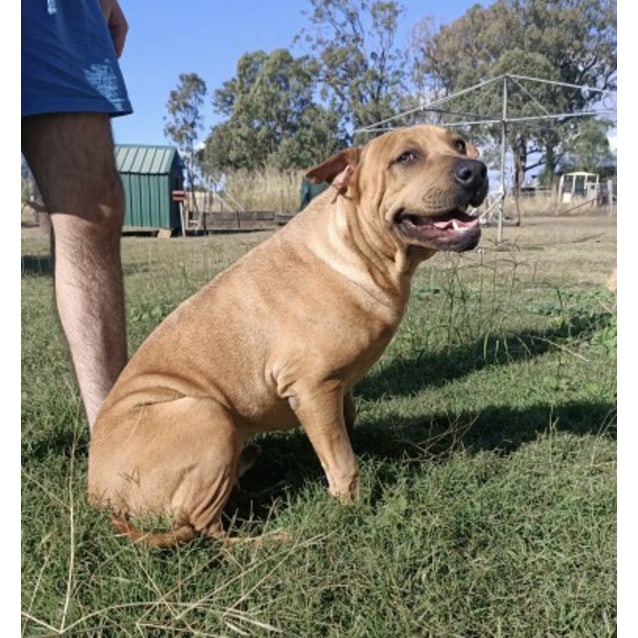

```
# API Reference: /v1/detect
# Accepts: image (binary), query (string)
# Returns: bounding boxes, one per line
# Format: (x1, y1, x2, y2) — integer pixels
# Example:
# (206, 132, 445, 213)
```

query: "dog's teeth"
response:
(452, 219, 470, 233)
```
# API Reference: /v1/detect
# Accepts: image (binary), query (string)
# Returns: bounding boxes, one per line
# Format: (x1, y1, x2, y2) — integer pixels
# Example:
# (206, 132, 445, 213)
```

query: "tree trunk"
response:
(512, 135, 527, 226)
(543, 144, 557, 189)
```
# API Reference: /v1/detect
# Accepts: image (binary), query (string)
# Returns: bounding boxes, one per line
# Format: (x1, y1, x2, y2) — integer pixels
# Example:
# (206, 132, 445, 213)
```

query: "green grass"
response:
(21, 216, 616, 637)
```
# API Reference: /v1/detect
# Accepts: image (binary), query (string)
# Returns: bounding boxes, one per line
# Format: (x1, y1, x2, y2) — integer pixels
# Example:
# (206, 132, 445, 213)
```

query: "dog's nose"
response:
(453, 158, 489, 207)
(453, 159, 488, 206)
(453, 159, 488, 190)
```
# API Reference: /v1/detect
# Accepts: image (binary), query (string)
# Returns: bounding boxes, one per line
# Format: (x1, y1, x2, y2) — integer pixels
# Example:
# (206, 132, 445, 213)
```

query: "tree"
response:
(164, 73, 208, 190)
(202, 49, 342, 173)
(410, 0, 616, 186)
(296, 0, 409, 143)
(559, 117, 616, 175)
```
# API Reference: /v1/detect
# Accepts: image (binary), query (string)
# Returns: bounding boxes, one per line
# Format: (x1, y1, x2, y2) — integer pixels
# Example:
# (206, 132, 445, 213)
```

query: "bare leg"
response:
(22, 113, 127, 429)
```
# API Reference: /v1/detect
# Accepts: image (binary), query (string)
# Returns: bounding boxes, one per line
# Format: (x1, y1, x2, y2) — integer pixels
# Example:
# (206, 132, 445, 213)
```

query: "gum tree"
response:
(411, 0, 616, 186)
(164, 72, 208, 191)
(202, 49, 342, 172)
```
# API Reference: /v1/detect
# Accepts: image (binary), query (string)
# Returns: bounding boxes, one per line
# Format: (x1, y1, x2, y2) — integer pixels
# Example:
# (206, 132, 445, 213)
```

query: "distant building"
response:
(115, 144, 185, 233)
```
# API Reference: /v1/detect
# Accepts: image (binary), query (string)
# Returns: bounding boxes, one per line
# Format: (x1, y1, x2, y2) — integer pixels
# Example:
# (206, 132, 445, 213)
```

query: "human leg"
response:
(22, 113, 127, 429)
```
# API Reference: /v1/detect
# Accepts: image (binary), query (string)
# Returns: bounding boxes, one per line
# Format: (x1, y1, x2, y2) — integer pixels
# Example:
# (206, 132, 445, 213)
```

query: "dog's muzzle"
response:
(394, 157, 488, 253)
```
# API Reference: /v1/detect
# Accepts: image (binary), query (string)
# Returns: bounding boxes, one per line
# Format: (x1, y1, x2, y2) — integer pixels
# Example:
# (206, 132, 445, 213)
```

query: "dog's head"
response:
(305, 125, 488, 256)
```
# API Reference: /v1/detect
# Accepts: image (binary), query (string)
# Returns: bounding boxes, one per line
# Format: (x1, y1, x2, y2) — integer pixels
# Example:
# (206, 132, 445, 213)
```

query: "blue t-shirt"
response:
(22, 0, 133, 118)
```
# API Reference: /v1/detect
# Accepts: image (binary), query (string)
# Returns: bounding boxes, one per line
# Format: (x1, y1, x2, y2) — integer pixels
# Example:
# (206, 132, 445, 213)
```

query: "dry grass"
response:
(21, 202, 617, 289)
(490, 191, 617, 219)
(478, 214, 617, 287)
(200, 167, 305, 213)
(199, 174, 618, 221)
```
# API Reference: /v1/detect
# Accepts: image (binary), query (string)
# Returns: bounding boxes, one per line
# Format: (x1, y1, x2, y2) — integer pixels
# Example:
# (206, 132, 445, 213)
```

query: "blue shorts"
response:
(21, 0, 132, 118)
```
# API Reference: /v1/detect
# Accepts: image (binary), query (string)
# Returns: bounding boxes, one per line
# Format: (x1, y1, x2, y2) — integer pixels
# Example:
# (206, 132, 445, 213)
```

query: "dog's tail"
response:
(110, 517, 197, 549)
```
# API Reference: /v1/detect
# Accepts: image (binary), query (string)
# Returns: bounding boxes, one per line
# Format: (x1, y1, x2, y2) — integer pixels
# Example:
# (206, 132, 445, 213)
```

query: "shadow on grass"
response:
(22, 393, 615, 546)
(21, 426, 88, 465)
(358, 311, 615, 401)
(353, 398, 617, 459)
(21, 255, 52, 276)
(229, 396, 616, 531)
(21, 254, 153, 278)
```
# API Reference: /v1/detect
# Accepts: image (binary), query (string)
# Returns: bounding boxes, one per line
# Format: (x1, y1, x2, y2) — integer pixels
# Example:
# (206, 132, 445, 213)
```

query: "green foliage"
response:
(297, 0, 409, 143)
(413, 0, 616, 104)
(560, 117, 616, 174)
(410, 0, 617, 184)
(197, 1, 414, 172)
(203, 49, 343, 173)
(164, 72, 208, 187)
(129, 301, 174, 325)
(526, 288, 617, 359)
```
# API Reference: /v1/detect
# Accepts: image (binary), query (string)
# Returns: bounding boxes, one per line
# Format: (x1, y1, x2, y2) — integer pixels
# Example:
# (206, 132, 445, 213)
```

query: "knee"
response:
(79, 171, 125, 246)
(50, 176, 125, 258)
(50, 169, 125, 246)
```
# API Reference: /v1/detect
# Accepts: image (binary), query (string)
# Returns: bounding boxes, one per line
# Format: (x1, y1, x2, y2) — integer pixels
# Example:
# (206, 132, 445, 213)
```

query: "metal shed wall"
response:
(115, 145, 184, 230)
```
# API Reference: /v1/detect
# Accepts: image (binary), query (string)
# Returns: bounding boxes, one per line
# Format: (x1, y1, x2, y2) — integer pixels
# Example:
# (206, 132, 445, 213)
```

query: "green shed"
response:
(298, 177, 329, 211)
(115, 144, 185, 232)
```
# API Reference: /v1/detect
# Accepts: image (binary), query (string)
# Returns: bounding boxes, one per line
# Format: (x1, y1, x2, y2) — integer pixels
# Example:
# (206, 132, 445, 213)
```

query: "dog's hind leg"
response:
(161, 397, 249, 542)
(110, 516, 198, 548)
(99, 396, 245, 545)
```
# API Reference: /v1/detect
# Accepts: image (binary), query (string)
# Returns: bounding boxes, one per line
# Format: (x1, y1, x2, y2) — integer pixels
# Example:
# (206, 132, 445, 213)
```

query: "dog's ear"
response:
(305, 148, 361, 187)
(466, 142, 480, 159)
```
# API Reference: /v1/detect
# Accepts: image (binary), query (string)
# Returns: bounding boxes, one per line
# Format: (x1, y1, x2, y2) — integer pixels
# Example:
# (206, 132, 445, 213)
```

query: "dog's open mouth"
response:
(395, 209, 481, 252)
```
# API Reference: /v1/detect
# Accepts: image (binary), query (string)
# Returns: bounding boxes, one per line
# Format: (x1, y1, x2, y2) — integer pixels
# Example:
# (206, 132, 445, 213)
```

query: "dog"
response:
(88, 124, 488, 547)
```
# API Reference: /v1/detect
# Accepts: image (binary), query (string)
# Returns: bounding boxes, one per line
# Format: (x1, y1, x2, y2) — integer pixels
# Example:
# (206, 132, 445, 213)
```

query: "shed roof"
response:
(115, 144, 183, 174)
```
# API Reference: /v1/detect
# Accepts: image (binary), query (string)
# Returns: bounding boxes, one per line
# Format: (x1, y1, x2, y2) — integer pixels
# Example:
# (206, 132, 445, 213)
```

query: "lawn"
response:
(21, 213, 616, 637)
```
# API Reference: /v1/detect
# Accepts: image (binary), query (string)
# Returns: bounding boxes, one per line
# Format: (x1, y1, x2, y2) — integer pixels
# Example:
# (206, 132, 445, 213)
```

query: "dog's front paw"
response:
(329, 477, 359, 504)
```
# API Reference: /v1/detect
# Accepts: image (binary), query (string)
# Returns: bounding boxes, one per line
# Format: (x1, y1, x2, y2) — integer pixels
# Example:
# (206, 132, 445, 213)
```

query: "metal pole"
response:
(497, 76, 508, 244)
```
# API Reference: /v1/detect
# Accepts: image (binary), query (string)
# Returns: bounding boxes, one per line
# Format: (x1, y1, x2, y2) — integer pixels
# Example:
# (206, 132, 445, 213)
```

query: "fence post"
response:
(172, 190, 187, 236)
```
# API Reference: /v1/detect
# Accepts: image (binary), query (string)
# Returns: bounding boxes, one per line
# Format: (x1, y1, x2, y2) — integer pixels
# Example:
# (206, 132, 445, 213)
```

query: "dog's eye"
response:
(454, 139, 467, 155)
(396, 150, 419, 164)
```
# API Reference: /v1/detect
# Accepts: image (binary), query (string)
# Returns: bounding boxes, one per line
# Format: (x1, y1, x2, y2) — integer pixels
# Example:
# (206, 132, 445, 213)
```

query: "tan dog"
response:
(88, 124, 488, 547)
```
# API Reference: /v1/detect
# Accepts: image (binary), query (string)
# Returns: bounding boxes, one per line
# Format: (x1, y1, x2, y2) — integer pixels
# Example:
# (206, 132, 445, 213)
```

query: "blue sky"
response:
(111, 0, 490, 147)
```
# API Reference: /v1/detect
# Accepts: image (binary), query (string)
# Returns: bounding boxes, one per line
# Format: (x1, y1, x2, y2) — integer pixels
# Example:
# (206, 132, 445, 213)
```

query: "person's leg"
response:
(22, 112, 127, 429)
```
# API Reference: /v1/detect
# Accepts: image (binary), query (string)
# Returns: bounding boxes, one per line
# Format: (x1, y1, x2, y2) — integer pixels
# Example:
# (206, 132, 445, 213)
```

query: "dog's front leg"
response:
(343, 390, 357, 437)
(293, 384, 359, 502)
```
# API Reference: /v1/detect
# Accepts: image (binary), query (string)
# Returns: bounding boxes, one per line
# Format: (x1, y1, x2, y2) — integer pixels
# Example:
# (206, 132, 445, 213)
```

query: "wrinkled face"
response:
(358, 125, 489, 253)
